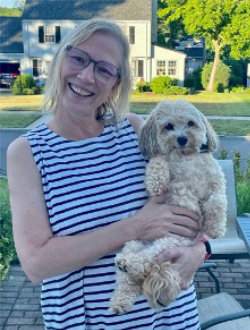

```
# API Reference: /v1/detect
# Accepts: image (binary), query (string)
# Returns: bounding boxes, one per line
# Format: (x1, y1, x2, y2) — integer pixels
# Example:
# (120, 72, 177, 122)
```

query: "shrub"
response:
(201, 62, 231, 91)
(163, 86, 188, 95)
(230, 86, 250, 94)
(150, 76, 173, 94)
(23, 88, 35, 95)
(0, 178, 18, 282)
(233, 152, 250, 215)
(135, 78, 151, 93)
(12, 74, 36, 95)
(184, 67, 203, 91)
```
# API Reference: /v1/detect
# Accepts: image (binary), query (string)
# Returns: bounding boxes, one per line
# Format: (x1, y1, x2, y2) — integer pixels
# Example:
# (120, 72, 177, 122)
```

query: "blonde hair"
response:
(43, 19, 131, 123)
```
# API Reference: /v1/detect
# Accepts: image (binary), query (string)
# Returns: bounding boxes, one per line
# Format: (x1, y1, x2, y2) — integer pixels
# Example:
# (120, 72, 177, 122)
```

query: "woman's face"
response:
(60, 31, 122, 120)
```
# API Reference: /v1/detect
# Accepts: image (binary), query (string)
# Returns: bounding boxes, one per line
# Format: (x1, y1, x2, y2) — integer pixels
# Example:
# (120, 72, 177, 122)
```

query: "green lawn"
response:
(0, 112, 41, 128)
(0, 91, 249, 134)
(130, 92, 250, 116)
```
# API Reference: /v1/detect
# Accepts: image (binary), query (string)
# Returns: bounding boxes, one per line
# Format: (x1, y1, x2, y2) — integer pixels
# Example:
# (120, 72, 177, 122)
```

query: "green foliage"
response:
(23, 88, 34, 95)
(135, 78, 152, 93)
(158, 0, 250, 59)
(218, 151, 250, 215)
(0, 178, 18, 282)
(163, 86, 188, 95)
(184, 67, 203, 90)
(150, 76, 173, 94)
(230, 86, 250, 94)
(12, 74, 36, 95)
(0, 6, 22, 16)
(202, 62, 231, 91)
(224, 59, 247, 87)
(233, 152, 250, 215)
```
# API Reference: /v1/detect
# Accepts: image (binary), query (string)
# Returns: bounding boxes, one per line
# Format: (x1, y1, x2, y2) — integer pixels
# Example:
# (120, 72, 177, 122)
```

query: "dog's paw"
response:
(116, 258, 128, 273)
(109, 299, 132, 315)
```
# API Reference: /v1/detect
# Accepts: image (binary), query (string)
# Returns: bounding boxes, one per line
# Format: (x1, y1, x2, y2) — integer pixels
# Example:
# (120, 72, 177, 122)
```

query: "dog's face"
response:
(139, 100, 218, 159)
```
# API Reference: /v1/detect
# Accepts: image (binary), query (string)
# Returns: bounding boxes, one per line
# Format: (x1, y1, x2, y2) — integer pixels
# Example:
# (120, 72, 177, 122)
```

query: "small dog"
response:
(110, 100, 227, 314)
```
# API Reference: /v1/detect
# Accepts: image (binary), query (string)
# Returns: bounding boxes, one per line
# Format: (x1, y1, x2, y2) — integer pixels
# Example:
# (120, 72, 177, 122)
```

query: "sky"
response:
(0, 0, 17, 8)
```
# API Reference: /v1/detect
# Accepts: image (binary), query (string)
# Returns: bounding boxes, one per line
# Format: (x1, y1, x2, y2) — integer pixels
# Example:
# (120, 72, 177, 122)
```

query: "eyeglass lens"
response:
(66, 46, 119, 82)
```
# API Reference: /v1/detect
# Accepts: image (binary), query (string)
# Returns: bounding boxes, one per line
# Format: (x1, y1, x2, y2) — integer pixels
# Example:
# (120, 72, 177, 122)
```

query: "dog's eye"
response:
(165, 123, 174, 130)
(187, 121, 194, 127)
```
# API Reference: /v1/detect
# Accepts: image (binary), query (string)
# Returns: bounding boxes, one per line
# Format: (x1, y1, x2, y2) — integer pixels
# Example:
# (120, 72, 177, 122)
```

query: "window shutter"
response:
(129, 26, 135, 44)
(55, 26, 61, 43)
(38, 26, 44, 43)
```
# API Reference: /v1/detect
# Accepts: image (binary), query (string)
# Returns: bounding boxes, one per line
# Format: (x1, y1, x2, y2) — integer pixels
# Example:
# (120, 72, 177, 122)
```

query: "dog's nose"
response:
(177, 136, 188, 146)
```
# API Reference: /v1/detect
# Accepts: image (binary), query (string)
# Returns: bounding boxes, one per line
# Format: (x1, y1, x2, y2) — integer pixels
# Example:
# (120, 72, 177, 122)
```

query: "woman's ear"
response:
(139, 114, 160, 159)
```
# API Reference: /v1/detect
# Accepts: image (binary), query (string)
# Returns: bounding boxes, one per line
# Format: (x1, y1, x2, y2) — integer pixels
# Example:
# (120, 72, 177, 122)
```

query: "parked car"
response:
(0, 73, 18, 87)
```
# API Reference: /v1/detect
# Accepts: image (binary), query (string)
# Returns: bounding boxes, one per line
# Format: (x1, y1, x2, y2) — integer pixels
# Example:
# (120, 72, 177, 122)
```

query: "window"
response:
(33, 59, 42, 77)
(44, 26, 55, 43)
(131, 59, 144, 78)
(156, 61, 166, 76)
(129, 26, 135, 44)
(138, 60, 144, 77)
(168, 61, 177, 76)
(38, 26, 61, 43)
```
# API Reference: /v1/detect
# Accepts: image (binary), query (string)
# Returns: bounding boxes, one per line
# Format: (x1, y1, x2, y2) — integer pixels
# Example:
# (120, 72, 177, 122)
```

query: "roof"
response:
(0, 17, 23, 53)
(154, 44, 186, 57)
(184, 47, 204, 58)
(22, 0, 153, 20)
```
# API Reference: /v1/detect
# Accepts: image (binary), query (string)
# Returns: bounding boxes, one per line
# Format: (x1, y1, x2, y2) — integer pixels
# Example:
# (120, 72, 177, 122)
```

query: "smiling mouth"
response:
(69, 83, 94, 97)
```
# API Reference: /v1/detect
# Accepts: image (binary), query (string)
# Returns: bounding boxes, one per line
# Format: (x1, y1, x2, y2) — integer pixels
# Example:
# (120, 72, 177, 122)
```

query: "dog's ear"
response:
(202, 115, 218, 152)
(139, 114, 161, 158)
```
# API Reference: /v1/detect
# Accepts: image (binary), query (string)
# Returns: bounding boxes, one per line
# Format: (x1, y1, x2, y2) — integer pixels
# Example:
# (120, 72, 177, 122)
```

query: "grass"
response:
(130, 92, 250, 116)
(0, 112, 41, 128)
(210, 120, 250, 136)
(0, 91, 249, 134)
(0, 94, 43, 111)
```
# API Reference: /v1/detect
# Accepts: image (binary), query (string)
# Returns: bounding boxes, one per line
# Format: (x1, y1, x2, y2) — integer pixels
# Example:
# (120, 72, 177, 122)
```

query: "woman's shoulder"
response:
(125, 113, 145, 136)
(7, 136, 34, 167)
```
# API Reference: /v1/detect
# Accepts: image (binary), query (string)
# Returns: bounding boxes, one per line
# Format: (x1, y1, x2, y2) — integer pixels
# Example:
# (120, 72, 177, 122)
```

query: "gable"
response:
(22, 0, 153, 20)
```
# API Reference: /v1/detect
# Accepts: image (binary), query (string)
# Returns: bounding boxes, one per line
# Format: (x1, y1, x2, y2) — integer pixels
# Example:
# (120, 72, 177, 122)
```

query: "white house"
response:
(0, 0, 201, 87)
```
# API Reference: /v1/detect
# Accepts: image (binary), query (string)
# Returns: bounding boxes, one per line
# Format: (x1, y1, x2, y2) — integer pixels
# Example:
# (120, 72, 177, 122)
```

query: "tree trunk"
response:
(207, 40, 221, 92)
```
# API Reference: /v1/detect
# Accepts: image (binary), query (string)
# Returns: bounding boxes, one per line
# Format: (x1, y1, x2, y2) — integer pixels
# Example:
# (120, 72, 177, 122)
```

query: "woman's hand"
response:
(131, 198, 200, 241)
(156, 241, 206, 290)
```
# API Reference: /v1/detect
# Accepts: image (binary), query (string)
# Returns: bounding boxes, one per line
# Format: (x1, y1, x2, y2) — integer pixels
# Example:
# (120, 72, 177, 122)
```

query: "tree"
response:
(13, 0, 26, 10)
(158, 0, 250, 91)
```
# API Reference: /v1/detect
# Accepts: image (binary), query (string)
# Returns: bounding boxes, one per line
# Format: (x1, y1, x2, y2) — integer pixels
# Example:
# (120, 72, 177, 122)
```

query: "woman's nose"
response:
(76, 62, 95, 83)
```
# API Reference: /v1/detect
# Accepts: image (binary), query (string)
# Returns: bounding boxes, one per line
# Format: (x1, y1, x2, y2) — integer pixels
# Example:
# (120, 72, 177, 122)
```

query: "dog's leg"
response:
(201, 174, 227, 238)
(145, 156, 170, 197)
(143, 261, 181, 310)
(109, 271, 142, 314)
(115, 240, 145, 273)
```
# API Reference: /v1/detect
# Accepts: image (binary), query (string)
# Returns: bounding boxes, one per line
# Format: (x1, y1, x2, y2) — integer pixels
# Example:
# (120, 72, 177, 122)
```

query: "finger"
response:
(168, 224, 198, 238)
(169, 205, 200, 221)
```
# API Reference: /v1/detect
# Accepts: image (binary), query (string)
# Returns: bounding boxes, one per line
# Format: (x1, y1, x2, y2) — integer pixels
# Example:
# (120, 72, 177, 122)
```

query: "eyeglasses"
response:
(65, 45, 120, 83)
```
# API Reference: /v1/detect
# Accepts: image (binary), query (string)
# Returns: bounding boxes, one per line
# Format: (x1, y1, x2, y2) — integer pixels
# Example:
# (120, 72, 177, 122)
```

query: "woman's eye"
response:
(72, 56, 86, 64)
(187, 121, 194, 127)
(165, 123, 174, 130)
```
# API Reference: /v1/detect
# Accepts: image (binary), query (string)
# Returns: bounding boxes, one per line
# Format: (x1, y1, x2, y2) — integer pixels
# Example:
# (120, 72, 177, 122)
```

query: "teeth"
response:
(70, 84, 92, 96)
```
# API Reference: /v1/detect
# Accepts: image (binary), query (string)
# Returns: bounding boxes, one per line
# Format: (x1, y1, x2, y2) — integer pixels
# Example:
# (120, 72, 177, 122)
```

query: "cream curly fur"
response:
(110, 100, 227, 314)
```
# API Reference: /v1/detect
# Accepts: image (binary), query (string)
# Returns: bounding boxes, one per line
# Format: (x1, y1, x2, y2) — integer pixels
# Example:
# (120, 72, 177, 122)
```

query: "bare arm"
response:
(7, 137, 137, 283)
(8, 133, 200, 284)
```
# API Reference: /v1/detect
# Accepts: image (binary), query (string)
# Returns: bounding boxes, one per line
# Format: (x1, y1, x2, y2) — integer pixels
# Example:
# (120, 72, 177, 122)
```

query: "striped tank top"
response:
(25, 118, 200, 330)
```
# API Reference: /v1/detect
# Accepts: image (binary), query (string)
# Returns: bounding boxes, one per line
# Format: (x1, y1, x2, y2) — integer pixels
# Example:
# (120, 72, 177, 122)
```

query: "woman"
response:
(8, 19, 206, 329)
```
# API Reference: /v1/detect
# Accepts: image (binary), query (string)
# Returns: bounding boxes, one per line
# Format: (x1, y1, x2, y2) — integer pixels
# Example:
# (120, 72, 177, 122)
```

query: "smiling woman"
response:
(7, 18, 204, 329)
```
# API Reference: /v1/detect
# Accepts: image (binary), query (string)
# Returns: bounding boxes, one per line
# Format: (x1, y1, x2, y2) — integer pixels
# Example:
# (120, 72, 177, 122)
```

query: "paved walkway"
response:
(1, 259, 250, 329)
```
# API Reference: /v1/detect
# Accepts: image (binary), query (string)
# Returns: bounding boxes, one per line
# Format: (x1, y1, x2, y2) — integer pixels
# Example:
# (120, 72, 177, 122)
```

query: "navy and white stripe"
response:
(25, 119, 200, 329)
